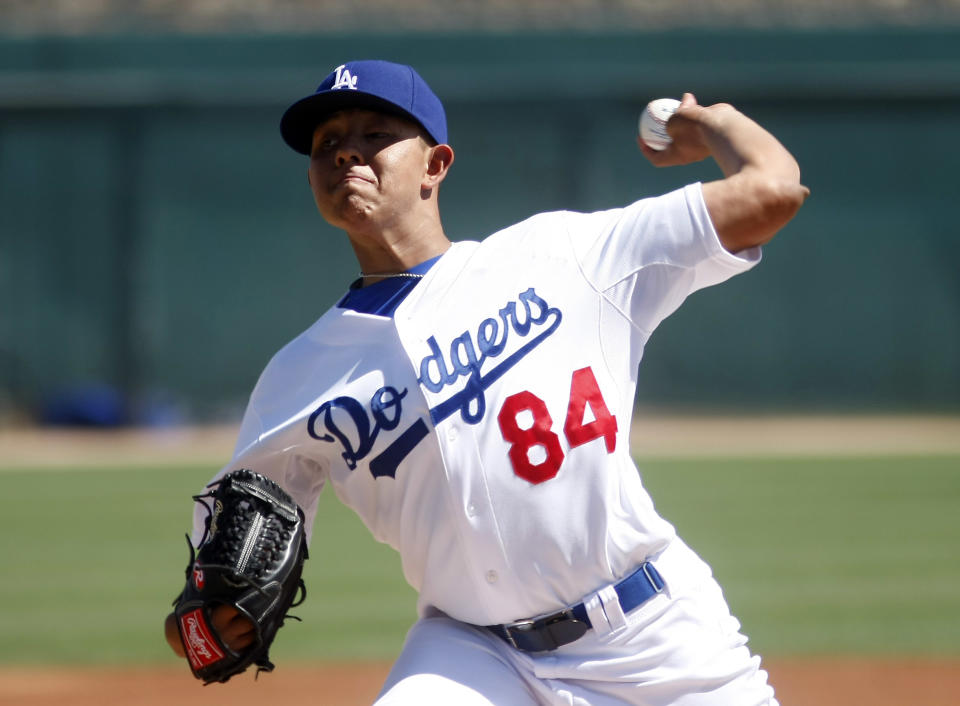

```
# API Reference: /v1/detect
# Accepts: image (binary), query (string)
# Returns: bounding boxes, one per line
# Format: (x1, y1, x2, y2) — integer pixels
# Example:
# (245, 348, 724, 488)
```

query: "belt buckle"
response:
(503, 609, 588, 652)
(501, 618, 535, 650)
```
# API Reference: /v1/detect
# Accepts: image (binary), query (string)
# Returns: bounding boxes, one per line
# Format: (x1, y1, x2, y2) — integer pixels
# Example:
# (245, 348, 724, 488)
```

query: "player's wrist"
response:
(164, 612, 186, 658)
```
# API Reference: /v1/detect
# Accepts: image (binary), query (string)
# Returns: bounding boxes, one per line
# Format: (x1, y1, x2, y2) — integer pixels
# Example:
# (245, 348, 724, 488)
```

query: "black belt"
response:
(486, 562, 665, 652)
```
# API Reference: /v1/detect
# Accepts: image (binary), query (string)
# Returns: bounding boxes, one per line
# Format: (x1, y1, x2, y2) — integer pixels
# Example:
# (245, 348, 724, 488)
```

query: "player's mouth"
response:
(334, 170, 375, 190)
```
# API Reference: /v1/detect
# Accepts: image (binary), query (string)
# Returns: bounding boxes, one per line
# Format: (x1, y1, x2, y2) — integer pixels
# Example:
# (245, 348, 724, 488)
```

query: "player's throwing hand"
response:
(639, 91, 809, 252)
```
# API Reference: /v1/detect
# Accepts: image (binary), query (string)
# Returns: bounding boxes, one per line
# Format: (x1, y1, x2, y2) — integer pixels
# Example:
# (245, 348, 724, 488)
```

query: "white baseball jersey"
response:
(194, 182, 760, 629)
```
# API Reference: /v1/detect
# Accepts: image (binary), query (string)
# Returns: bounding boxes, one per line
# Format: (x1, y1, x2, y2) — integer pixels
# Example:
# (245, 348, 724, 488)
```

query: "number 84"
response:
(497, 366, 617, 485)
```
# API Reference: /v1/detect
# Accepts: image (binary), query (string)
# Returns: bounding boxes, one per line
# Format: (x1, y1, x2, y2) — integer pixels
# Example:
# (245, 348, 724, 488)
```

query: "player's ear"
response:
(423, 143, 454, 189)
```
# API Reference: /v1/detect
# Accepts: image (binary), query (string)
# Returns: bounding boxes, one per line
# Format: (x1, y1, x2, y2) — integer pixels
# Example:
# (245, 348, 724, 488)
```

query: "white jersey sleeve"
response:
(567, 182, 761, 336)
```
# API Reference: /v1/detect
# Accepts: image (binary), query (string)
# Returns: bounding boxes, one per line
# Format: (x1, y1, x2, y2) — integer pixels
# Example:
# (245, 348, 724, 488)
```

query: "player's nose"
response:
(334, 138, 363, 167)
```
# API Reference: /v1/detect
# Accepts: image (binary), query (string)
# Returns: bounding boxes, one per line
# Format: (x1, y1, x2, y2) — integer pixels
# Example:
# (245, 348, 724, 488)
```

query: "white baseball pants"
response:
(375, 539, 779, 706)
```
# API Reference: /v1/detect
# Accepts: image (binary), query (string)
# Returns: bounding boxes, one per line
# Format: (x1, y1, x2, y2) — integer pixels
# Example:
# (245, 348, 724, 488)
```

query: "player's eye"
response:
(311, 136, 337, 156)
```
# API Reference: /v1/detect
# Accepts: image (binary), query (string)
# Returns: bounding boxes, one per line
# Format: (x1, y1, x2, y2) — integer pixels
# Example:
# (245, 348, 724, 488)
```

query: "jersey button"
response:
(447, 427, 458, 442)
(485, 570, 498, 584)
(467, 504, 477, 517)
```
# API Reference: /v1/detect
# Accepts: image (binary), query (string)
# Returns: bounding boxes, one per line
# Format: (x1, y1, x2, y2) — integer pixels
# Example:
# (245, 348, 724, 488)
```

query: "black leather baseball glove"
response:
(173, 469, 308, 684)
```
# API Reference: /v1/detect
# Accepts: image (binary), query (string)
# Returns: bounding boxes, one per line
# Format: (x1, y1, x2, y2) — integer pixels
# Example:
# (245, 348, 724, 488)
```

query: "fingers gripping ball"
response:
(639, 98, 681, 151)
(173, 469, 308, 684)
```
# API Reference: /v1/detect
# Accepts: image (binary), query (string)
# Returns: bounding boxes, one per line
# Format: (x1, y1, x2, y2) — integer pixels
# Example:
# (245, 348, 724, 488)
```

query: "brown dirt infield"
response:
(1, 658, 959, 705)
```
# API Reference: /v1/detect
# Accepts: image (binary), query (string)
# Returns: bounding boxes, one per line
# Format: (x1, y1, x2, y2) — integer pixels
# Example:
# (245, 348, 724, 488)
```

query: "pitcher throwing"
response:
(164, 59, 808, 704)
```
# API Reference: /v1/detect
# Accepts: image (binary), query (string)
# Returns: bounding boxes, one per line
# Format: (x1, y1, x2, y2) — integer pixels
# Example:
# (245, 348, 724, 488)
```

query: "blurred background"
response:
(1, 0, 958, 427)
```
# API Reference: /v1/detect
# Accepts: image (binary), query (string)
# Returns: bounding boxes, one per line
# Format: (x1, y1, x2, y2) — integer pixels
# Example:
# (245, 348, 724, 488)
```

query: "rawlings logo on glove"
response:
(180, 608, 225, 669)
(173, 469, 308, 684)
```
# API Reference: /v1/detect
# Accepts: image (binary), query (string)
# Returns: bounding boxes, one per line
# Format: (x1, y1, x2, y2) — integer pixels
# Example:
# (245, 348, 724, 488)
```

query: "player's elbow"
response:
(721, 176, 810, 252)
(756, 175, 809, 235)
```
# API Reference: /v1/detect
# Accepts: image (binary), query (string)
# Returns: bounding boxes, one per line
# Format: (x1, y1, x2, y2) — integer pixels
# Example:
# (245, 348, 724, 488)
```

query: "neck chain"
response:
(359, 272, 426, 280)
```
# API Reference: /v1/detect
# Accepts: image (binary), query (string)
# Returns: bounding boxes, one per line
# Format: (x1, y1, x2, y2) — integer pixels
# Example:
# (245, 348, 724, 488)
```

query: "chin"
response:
(318, 196, 372, 228)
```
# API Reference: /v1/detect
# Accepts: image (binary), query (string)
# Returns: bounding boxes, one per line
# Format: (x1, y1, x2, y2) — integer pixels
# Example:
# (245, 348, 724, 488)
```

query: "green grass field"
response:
(0, 454, 957, 665)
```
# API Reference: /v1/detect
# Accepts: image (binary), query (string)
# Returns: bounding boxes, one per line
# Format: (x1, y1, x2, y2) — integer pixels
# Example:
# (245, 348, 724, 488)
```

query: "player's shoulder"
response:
(478, 207, 620, 249)
(472, 185, 707, 268)
(479, 187, 696, 244)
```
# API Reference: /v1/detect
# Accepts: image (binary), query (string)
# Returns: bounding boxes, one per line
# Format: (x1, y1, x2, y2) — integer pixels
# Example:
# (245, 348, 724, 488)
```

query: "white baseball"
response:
(639, 98, 681, 151)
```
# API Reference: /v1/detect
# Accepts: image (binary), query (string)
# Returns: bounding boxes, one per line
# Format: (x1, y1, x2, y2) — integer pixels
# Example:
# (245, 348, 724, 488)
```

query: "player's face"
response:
(308, 109, 434, 233)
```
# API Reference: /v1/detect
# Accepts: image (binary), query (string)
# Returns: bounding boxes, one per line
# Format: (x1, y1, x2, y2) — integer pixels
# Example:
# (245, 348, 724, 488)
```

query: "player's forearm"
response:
(699, 108, 809, 252)
(698, 106, 800, 183)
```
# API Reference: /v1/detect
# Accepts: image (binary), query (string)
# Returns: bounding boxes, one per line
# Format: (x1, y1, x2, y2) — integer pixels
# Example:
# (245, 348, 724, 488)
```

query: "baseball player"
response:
(164, 59, 808, 704)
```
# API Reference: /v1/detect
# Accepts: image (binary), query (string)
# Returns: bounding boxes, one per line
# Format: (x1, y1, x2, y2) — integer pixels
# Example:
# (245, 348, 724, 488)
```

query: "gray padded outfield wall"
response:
(0, 30, 958, 423)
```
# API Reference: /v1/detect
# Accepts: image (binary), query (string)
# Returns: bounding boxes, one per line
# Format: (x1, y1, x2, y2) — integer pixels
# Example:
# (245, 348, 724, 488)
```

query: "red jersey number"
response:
(497, 366, 618, 484)
(497, 392, 565, 484)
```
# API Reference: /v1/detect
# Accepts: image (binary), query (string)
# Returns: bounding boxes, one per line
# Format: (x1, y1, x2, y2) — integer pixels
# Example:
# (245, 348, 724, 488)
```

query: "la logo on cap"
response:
(332, 65, 358, 90)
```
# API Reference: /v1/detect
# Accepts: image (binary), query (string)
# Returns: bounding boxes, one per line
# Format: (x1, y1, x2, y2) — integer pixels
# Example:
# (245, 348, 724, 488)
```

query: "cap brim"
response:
(280, 91, 422, 155)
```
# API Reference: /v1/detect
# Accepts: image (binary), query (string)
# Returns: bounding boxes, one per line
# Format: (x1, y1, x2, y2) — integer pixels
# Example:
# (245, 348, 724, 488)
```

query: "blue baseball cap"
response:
(280, 60, 448, 155)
